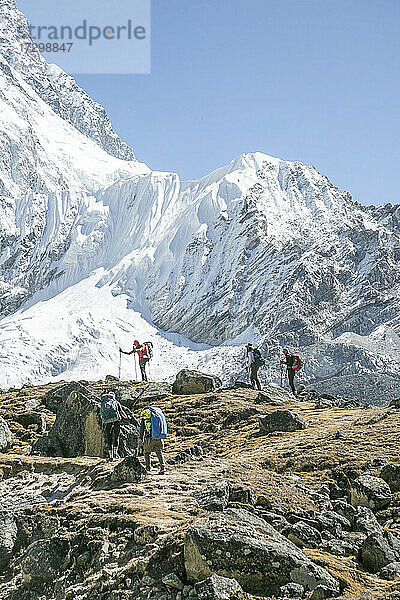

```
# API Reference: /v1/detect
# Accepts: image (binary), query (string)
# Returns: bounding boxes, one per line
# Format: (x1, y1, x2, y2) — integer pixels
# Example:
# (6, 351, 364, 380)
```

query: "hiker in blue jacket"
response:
(139, 407, 167, 475)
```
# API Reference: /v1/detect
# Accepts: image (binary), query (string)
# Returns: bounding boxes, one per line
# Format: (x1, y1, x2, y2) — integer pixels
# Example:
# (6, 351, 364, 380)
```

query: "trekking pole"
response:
(134, 353, 138, 381)
(118, 350, 122, 380)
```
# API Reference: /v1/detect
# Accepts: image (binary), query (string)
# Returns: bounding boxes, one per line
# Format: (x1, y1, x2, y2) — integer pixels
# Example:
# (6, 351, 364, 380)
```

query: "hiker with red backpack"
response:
(120, 340, 152, 382)
(139, 407, 167, 475)
(281, 348, 302, 395)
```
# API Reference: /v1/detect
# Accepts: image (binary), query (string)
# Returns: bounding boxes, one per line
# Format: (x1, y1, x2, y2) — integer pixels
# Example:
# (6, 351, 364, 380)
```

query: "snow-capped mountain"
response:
(0, 0, 399, 401)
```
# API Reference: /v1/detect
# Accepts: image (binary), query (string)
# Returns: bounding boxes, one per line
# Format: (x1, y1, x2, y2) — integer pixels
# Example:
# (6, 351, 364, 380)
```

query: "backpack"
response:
(100, 393, 121, 422)
(291, 354, 303, 371)
(253, 348, 265, 368)
(149, 406, 167, 439)
(144, 341, 153, 359)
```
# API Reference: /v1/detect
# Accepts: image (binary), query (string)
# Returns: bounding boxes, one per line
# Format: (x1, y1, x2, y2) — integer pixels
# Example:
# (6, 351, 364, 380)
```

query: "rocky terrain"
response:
(1, 373, 400, 600)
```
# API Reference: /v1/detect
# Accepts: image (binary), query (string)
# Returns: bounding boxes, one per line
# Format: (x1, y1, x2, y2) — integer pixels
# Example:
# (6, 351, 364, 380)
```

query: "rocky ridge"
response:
(1, 377, 400, 599)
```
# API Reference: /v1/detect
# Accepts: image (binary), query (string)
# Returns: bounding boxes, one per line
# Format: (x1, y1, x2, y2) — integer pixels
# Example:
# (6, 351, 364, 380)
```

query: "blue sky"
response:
(20, 0, 400, 206)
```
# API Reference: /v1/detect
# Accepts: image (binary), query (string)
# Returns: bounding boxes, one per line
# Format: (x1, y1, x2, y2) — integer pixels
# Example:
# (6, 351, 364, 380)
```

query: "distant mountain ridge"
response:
(0, 0, 399, 402)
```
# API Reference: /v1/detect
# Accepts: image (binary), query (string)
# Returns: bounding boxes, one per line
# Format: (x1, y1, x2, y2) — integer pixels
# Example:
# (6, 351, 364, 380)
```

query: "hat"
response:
(246, 343, 253, 348)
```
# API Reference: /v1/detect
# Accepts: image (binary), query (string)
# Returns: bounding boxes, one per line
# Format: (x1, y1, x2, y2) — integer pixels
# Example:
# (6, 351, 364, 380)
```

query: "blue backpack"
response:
(150, 407, 167, 439)
(100, 393, 121, 423)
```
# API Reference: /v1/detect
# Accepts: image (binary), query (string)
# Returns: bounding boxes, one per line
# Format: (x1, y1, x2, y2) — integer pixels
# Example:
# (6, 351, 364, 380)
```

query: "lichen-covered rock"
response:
(0, 417, 13, 451)
(20, 537, 70, 584)
(33, 382, 139, 458)
(279, 582, 305, 598)
(112, 456, 146, 483)
(359, 531, 400, 573)
(350, 475, 392, 511)
(195, 573, 245, 599)
(172, 370, 222, 395)
(352, 506, 382, 536)
(184, 508, 339, 596)
(380, 463, 400, 493)
(258, 410, 307, 434)
(229, 485, 256, 506)
(379, 561, 400, 580)
(0, 513, 17, 570)
(193, 481, 230, 511)
(287, 522, 322, 549)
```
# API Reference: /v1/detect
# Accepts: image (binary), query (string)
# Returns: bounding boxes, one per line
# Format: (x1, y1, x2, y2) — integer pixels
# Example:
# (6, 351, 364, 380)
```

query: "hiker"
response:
(139, 407, 167, 475)
(100, 391, 127, 460)
(120, 340, 150, 382)
(281, 348, 302, 395)
(245, 343, 262, 390)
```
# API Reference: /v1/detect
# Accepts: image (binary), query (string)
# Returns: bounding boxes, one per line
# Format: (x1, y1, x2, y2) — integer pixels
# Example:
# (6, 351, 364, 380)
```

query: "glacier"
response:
(0, 0, 399, 402)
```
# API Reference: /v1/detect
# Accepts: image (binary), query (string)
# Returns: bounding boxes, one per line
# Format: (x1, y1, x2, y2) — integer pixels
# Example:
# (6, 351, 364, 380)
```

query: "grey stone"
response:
(0, 513, 17, 570)
(350, 475, 392, 511)
(279, 582, 305, 598)
(359, 531, 400, 573)
(380, 464, 400, 493)
(287, 522, 322, 548)
(258, 410, 307, 434)
(162, 573, 184, 590)
(322, 539, 355, 557)
(353, 506, 382, 536)
(310, 585, 339, 600)
(134, 525, 159, 545)
(172, 370, 222, 395)
(20, 536, 70, 584)
(229, 485, 256, 506)
(14, 411, 46, 433)
(184, 507, 338, 596)
(378, 561, 400, 580)
(112, 456, 147, 483)
(193, 481, 230, 511)
(195, 574, 244, 599)
(0, 417, 13, 452)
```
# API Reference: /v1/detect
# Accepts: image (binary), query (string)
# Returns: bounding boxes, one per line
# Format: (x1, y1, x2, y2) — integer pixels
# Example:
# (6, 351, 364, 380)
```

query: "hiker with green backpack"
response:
(281, 347, 303, 395)
(245, 343, 264, 390)
(139, 407, 167, 475)
(100, 391, 128, 460)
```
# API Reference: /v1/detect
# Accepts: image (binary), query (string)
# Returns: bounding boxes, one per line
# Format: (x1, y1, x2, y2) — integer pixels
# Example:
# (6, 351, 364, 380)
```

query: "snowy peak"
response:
(0, 0, 135, 160)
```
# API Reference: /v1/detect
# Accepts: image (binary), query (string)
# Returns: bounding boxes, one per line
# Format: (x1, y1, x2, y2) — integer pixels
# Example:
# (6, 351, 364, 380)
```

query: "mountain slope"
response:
(0, 2, 399, 401)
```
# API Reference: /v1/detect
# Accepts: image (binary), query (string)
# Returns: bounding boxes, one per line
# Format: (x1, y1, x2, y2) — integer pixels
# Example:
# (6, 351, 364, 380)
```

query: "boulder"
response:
(112, 456, 147, 483)
(256, 385, 294, 405)
(287, 522, 322, 548)
(162, 572, 184, 590)
(195, 574, 245, 599)
(229, 485, 256, 506)
(378, 561, 400, 580)
(352, 506, 382, 536)
(258, 410, 307, 434)
(184, 508, 339, 596)
(359, 531, 400, 573)
(0, 513, 17, 570)
(33, 382, 140, 458)
(193, 481, 230, 511)
(172, 370, 222, 395)
(389, 398, 400, 409)
(0, 417, 13, 451)
(380, 463, 400, 493)
(279, 582, 305, 598)
(322, 539, 355, 557)
(20, 537, 70, 584)
(350, 475, 392, 511)
(169, 445, 204, 464)
(14, 412, 46, 433)
(310, 585, 339, 600)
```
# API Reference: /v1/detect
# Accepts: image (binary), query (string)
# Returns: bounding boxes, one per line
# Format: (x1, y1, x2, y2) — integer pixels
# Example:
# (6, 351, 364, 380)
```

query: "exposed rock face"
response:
(33, 382, 140, 458)
(0, 417, 12, 451)
(195, 574, 245, 599)
(172, 370, 222, 395)
(258, 410, 307, 434)
(184, 508, 339, 596)
(350, 475, 392, 511)
(112, 456, 147, 483)
(0, 513, 17, 570)
(359, 531, 400, 573)
(20, 537, 71, 584)
(193, 481, 230, 512)
(380, 463, 400, 492)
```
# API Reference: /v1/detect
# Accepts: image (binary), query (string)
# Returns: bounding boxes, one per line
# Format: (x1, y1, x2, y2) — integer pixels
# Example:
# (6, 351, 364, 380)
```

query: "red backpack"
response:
(291, 354, 303, 371)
